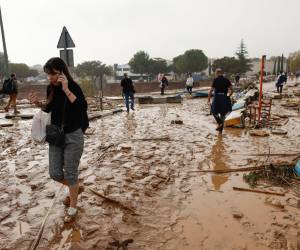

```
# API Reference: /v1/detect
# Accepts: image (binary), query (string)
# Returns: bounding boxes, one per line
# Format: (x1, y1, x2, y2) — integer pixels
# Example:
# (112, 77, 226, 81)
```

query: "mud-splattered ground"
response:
(0, 82, 300, 250)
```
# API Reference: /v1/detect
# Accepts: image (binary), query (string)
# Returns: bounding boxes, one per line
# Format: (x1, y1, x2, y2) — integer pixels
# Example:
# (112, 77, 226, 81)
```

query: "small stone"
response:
(46, 192, 55, 198)
(232, 212, 244, 219)
(171, 120, 183, 125)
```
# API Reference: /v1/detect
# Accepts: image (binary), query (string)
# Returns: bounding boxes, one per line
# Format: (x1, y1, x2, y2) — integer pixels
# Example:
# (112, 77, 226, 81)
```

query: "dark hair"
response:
(44, 57, 74, 104)
(10, 73, 16, 78)
(44, 57, 74, 82)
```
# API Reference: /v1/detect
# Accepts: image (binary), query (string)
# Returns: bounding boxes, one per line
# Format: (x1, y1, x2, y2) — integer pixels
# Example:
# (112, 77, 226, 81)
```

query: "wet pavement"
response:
(0, 82, 300, 249)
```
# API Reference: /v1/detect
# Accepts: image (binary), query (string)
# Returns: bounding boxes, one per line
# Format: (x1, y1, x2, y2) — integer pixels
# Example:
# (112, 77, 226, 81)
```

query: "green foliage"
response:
(76, 61, 112, 79)
(212, 57, 239, 75)
(78, 78, 96, 97)
(148, 58, 168, 76)
(173, 49, 208, 74)
(0, 53, 37, 79)
(277, 56, 281, 74)
(280, 54, 284, 72)
(289, 51, 300, 73)
(9, 63, 38, 78)
(235, 40, 252, 74)
(129, 51, 150, 75)
(273, 59, 277, 75)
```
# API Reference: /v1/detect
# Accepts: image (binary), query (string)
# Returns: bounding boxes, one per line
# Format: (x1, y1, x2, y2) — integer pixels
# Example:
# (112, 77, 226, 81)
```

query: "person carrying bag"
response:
(28, 57, 89, 223)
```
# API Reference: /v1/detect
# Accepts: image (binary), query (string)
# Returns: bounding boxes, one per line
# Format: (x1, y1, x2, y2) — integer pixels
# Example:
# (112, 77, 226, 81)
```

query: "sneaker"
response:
(4, 107, 9, 112)
(64, 207, 77, 223)
(131, 107, 135, 111)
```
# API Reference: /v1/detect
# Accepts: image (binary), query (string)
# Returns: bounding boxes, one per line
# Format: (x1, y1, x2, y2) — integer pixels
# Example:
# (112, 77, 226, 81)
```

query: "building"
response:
(114, 64, 147, 82)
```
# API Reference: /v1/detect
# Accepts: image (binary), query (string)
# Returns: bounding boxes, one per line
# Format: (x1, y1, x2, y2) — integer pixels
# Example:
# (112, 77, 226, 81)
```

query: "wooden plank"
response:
(233, 187, 285, 196)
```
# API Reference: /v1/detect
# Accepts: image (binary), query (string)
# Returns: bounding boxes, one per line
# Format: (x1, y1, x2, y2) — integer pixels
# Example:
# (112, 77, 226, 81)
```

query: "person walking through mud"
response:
(276, 71, 287, 94)
(160, 74, 168, 95)
(186, 73, 194, 95)
(207, 68, 233, 133)
(121, 73, 135, 112)
(28, 57, 89, 223)
(2, 73, 19, 114)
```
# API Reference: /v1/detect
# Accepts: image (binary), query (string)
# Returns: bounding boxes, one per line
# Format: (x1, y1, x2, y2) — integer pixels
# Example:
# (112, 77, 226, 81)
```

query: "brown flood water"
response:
(0, 81, 300, 249)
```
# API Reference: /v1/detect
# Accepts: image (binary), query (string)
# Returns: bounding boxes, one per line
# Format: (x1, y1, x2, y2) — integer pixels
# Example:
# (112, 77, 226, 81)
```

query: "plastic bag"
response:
(31, 110, 51, 143)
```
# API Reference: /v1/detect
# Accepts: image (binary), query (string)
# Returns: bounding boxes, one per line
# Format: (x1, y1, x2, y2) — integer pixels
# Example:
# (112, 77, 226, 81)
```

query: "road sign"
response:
(57, 26, 75, 49)
(60, 49, 74, 67)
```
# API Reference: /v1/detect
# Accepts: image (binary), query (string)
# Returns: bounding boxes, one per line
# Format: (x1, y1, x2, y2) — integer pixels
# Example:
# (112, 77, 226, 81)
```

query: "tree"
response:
(277, 56, 281, 74)
(273, 59, 277, 75)
(148, 58, 168, 77)
(76, 60, 112, 92)
(28, 69, 39, 77)
(172, 54, 186, 74)
(289, 51, 300, 73)
(8, 63, 38, 78)
(235, 40, 252, 74)
(173, 49, 208, 74)
(280, 54, 284, 72)
(212, 57, 239, 75)
(129, 51, 150, 75)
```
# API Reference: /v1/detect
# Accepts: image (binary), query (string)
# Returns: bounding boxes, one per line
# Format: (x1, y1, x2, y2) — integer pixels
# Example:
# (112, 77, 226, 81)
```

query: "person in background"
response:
(208, 68, 233, 133)
(4, 73, 19, 114)
(186, 73, 194, 95)
(160, 74, 168, 95)
(276, 71, 287, 94)
(235, 74, 240, 85)
(121, 73, 135, 112)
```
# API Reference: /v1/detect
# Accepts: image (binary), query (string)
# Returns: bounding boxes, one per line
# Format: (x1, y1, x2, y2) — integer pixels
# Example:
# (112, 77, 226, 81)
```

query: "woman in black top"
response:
(208, 68, 233, 132)
(29, 57, 88, 222)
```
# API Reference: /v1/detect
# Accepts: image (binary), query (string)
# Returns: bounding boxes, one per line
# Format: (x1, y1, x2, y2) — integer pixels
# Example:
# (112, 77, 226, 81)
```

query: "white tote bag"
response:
(31, 110, 51, 143)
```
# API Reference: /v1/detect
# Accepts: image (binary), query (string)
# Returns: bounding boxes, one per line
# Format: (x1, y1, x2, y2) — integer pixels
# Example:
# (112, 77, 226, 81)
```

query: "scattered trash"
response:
(294, 160, 300, 177)
(243, 164, 296, 188)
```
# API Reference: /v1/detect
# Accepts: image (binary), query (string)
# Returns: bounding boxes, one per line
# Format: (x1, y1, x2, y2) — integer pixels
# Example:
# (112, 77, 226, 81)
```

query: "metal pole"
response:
(0, 6, 9, 78)
(100, 76, 103, 111)
(64, 30, 69, 66)
(258, 55, 266, 125)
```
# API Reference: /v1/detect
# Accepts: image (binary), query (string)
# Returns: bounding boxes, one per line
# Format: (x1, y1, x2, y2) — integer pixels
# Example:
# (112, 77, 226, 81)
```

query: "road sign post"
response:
(0, 7, 9, 78)
(57, 26, 75, 67)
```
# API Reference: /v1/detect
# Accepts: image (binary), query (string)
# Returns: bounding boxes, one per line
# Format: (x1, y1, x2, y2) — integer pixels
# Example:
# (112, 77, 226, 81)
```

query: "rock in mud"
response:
(171, 119, 183, 125)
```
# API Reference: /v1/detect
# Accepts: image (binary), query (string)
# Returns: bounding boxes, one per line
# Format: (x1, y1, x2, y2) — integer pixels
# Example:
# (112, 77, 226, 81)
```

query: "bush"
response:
(79, 78, 96, 97)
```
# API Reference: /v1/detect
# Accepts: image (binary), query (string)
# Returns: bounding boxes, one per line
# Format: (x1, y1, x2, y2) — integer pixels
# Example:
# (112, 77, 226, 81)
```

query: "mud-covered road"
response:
(0, 82, 300, 250)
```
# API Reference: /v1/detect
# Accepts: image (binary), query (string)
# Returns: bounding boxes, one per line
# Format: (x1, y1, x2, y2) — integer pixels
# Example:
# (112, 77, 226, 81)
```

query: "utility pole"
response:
(0, 6, 9, 78)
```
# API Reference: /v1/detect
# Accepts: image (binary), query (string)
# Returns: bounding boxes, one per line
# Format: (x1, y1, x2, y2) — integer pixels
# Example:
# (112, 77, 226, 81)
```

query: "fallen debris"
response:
(249, 130, 270, 137)
(233, 187, 285, 196)
(88, 187, 138, 215)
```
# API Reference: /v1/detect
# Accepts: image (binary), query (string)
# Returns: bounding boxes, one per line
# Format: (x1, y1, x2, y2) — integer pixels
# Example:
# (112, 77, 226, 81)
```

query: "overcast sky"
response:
(1, 0, 299, 66)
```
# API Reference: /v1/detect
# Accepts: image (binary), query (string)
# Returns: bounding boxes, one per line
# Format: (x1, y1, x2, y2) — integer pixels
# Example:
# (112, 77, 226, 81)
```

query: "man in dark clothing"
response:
(4, 73, 19, 114)
(121, 73, 135, 112)
(160, 75, 168, 95)
(235, 74, 240, 85)
(276, 71, 287, 94)
(208, 69, 233, 133)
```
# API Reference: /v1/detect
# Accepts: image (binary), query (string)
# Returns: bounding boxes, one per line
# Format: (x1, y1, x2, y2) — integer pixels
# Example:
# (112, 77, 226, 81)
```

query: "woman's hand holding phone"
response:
(58, 73, 69, 92)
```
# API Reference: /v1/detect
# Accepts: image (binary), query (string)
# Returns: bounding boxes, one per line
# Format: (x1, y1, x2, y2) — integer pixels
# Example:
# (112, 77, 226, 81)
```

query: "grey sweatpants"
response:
(49, 129, 84, 186)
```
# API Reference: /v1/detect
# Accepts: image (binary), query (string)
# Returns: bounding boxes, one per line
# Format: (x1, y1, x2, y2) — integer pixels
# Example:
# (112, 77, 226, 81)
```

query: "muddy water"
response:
(0, 82, 300, 249)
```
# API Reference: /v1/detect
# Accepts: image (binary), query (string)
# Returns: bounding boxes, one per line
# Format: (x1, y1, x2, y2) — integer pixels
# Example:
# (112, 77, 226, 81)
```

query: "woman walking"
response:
(207, 68, 233, 133)
(28, 57, 89, 222)
(186, 74, 194, 95)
